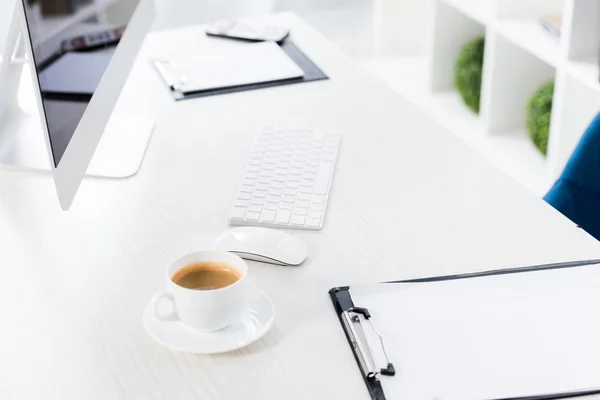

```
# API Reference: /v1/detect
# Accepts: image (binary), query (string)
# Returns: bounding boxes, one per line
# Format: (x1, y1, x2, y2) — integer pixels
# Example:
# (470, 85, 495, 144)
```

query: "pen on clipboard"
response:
(152, 60, 186, 91)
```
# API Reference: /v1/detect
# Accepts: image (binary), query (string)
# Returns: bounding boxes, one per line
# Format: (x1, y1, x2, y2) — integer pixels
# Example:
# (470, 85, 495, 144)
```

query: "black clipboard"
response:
(167, 41, 328, 101)
(329, 259, 600, 400)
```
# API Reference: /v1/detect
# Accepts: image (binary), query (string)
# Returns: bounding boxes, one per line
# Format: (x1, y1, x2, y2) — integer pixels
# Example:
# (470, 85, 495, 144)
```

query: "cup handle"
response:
(153, 291, 178, 322)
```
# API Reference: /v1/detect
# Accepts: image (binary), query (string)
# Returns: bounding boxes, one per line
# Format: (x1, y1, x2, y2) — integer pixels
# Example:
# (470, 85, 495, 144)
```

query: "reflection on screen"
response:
(22, 0, 139, 167)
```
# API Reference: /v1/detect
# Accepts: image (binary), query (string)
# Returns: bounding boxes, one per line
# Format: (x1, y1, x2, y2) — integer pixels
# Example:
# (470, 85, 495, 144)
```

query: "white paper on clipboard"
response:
(153, 41, 304, 94)
(349, 263, 600, 400)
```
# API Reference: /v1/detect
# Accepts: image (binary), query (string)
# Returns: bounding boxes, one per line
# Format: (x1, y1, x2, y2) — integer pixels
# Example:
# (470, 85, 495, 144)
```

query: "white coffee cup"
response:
(153, 250, 248, 332)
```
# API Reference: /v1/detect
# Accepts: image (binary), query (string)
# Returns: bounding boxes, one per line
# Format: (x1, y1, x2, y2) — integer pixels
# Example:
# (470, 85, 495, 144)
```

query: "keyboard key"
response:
(256, 183, 269, 191)
(241, 181, 254, 189)
(298, 193, 311, 201)
(252, 191, 266, 199)
(282, 195, 295, 203)
(237, 193, 251, 200)
(251, 198, 265, 205)
(260, 210, 276, 222)
(306, 217, 321, 227)
(266, 195, 280, 203)
(291, 215, 306, 225)
(283, 188, 296, 196)
(293, 208, 307, 216)
(269, 188, 283, 196)
(234, 199, 248, 207)
(299, 186, 312, 194)
(295, 200, 310, 208)
(246, 211, 260, 221)
(264, 203, 278, 211)
(258, 177, 271, 184)
(276, 210, 291, 224)
(310, 203, 324, 212)
(280, 203, 293, 210)
(309, 210, 322, 219)
(230, 207, 246, 219)
(244, 172, 258, 179)
(311, 195, 325, 204)
(248, 205, 262, 213)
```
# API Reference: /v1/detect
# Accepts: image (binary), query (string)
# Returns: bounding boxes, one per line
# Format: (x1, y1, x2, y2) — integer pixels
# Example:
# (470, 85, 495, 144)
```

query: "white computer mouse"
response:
(214, 227, 308, 266)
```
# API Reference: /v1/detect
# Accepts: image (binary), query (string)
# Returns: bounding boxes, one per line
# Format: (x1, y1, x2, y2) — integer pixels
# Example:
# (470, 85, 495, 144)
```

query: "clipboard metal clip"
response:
(342, 307, 396, 381)
(152, 59, 187, 92)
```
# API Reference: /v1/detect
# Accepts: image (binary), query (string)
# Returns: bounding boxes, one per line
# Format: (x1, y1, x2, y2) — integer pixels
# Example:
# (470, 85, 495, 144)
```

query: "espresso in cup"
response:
(154, 250, 249, 331)
(171, 262, 242, 290)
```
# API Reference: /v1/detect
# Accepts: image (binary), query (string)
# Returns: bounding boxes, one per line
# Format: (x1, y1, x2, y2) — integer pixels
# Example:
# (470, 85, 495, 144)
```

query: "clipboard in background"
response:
(152, 41, 328, 101)
(329, 259, 600, 400)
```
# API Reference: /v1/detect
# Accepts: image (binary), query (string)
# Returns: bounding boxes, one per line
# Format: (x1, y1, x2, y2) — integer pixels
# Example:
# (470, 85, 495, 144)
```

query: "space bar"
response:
(313, 162, 333, 195)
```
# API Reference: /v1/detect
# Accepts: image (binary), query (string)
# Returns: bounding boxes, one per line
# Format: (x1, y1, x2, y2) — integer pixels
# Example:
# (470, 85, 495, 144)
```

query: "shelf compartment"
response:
(429, 0, 487, 92)
(483, 33, 556, 134)
(495, 20, 560, 66)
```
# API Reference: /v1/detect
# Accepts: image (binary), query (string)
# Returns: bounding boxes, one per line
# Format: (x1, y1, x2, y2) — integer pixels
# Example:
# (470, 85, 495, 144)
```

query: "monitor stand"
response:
(0, 7, 154, 178)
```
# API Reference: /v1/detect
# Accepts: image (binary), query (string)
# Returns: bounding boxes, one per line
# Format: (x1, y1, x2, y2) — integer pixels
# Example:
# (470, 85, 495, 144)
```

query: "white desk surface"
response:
(1, 12, 600, 400)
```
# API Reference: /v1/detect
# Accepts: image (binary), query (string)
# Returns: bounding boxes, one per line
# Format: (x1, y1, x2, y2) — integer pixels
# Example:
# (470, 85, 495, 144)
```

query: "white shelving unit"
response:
(364, 0, 600, 196)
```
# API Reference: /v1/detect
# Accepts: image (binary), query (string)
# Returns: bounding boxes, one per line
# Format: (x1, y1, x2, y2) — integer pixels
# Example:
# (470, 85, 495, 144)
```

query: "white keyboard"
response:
(229, 126, 341, 230)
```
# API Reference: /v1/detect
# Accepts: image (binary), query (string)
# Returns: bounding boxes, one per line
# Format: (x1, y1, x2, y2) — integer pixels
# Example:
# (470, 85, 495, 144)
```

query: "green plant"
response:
(454, 37, 485, 114)
(527, 80, 554, 156)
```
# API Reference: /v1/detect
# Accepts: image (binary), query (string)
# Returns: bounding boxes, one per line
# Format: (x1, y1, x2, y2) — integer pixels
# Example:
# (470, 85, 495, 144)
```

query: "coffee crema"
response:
(171, 262, 242, 290)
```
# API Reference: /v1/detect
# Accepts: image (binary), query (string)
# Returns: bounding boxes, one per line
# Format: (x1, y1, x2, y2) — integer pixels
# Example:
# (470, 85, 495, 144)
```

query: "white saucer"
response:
(143, 287, 275, 354)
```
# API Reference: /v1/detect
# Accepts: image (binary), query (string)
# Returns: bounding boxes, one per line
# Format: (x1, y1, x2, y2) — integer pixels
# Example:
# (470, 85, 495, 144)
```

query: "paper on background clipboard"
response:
(350, 264, 600, 399)
(153, 41, 305, 93)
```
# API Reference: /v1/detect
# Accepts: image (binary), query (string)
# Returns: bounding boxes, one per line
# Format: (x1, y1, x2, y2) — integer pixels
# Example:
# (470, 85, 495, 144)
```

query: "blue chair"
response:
(545, 112, 600, 240)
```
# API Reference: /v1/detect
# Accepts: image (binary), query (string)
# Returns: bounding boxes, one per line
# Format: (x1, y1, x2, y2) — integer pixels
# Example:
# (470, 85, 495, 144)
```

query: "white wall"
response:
(374, 0, 428, 56)
(153, 0, 277, 31)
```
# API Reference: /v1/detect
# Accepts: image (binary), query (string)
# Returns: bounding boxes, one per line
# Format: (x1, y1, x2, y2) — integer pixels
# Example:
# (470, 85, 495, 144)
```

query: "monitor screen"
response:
(22, 0, 139, 167)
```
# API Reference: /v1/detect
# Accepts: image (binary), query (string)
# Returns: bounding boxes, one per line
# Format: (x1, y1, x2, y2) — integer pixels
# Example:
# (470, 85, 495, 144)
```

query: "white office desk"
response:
(1, 12, 600, 400)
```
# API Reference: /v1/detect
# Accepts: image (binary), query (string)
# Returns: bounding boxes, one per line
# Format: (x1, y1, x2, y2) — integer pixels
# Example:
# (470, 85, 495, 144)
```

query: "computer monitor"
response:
(0, 0, 155, 210)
